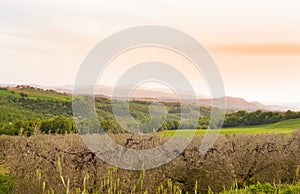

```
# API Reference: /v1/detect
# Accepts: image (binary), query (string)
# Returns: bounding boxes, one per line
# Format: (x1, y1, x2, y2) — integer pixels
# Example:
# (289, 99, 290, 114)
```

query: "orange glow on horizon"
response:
(211, 44, 300, 55)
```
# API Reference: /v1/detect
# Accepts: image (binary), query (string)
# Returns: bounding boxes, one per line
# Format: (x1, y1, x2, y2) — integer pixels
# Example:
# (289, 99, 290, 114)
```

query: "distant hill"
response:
(0, 84, 296, 111)
(198, 96, 292, 112)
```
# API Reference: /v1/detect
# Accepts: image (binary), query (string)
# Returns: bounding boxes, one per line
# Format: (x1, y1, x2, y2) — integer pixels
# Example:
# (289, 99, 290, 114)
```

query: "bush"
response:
(41, 116, 75, 134)
(19, 92, 28, 98)
(14, 120, 41, 136)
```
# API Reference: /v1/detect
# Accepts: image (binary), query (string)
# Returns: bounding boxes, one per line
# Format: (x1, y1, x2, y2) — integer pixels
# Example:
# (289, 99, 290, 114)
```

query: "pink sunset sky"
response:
(0, 0, 300, 102)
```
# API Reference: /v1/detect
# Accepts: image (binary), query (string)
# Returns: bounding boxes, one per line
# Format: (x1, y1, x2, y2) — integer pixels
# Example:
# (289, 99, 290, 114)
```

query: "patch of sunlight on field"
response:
(159, 118, 300, 136)
(0, 165, 8, 174)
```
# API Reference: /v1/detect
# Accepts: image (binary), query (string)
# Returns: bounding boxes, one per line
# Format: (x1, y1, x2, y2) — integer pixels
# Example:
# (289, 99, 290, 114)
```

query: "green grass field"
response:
(0, 87, 71, 101)
(159, 118, 300, 136)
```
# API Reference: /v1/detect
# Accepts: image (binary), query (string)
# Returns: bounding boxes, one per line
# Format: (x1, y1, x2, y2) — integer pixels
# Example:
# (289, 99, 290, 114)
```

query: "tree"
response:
(19, 92, 28, 98)
(285, 110, 297, 119)
(52, 116, 72, 134)
(40, 116, 74, 134)
(14, 120, 40, 136)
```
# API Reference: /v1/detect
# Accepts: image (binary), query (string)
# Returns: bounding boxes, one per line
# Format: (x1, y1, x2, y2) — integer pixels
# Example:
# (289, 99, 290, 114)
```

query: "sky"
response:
(0, 0, 300, 102)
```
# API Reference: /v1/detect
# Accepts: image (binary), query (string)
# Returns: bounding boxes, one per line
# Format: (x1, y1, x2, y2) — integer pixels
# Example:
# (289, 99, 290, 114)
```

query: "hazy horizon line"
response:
(1, 82, 299, 105)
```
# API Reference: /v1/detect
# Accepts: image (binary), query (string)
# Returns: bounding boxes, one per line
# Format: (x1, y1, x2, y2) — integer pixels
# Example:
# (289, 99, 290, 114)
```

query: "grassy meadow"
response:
(160, 118, 300, 136)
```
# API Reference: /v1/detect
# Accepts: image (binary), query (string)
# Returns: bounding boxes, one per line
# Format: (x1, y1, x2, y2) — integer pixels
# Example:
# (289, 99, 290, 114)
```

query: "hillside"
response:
(198, 96, 267, 111)
(5, 84, 294, 111)
(0, 85, 300, 135)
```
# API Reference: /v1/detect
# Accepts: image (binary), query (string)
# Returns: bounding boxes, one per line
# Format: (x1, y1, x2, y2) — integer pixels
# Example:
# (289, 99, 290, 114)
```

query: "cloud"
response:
(211, 44, 300, 55)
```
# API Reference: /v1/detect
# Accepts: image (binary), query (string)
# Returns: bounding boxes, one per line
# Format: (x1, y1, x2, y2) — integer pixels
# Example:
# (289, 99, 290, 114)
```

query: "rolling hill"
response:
(1, 85, 300, 135)
(2, 84, 294, 111)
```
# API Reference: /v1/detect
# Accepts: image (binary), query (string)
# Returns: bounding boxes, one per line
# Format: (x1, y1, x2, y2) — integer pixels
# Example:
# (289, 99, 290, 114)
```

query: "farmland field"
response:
(160, 118, 300, 136)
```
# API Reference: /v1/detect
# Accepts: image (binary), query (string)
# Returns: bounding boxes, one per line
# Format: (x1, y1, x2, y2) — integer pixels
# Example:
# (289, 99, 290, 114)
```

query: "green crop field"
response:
(159, 118, 300, 136)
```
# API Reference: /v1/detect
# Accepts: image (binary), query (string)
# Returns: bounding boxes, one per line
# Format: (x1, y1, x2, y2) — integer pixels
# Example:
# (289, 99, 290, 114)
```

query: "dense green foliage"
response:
(0, 87, 74, 135)
(1, 86, 300, 135)
(223, 110, 300, 127)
